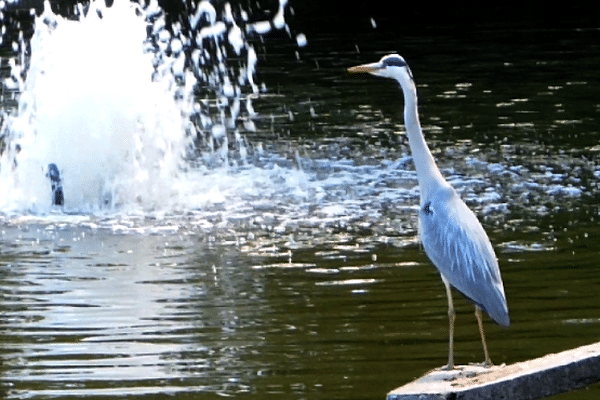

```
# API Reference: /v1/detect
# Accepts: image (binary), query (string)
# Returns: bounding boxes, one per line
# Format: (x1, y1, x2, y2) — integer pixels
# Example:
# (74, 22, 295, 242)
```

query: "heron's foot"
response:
(469, 360, 493, 368)
(439, 363, 455, 371)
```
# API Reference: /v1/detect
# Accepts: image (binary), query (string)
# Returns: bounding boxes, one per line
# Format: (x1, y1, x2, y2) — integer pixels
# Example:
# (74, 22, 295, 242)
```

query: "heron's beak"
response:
(347, 62, 383, 74)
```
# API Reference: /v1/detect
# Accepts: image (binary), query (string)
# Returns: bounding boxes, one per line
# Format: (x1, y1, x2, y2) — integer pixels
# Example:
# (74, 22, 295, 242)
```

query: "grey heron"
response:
(348, 54, 509, 369)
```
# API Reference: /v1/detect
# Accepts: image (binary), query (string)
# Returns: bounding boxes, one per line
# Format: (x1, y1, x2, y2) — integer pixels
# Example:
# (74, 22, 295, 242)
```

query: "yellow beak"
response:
(347, 62, 383, 74)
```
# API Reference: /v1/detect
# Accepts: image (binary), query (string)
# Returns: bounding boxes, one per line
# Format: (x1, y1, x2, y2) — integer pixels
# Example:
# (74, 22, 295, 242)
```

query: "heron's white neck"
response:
(397, 73, 448, 202)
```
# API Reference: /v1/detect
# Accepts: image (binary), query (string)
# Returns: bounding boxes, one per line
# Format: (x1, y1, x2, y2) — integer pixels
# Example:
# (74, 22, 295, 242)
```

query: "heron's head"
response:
(348, 54, 413, 82)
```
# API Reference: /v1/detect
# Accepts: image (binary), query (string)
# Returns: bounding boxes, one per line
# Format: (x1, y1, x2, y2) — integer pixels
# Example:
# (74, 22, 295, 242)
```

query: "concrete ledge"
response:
(387, 341, 600, 400)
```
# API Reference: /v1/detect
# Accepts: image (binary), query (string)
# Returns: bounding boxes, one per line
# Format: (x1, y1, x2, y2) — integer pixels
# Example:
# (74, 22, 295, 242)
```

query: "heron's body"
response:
(420, 183, 509, 326)
(348, 54, 509, 368)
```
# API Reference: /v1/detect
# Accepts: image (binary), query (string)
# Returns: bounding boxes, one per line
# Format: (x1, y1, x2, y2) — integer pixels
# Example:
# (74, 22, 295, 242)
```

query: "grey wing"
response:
(419, 189, 510, 326)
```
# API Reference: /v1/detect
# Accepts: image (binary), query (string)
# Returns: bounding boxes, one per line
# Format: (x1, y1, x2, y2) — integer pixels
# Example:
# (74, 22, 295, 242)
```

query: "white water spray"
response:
(0, 0, 296, 215)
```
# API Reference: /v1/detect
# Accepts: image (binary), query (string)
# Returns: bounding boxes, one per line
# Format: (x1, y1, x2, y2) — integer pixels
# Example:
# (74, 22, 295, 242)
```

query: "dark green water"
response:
(2, 15, 600, 400)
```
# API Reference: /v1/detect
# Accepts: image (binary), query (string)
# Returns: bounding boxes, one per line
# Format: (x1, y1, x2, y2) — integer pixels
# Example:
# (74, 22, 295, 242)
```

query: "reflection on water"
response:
(2, 9, 600, 400)
(0, 227, 267, 397)
(2, 217, 600, 399)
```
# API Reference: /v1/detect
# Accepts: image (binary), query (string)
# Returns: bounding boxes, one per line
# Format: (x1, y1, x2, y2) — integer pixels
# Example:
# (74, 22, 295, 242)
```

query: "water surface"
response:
(2, 7, 600, 400)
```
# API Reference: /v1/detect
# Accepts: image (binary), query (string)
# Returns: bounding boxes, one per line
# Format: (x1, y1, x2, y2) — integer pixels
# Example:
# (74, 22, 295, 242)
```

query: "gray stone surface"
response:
(387, 342, 600, 400)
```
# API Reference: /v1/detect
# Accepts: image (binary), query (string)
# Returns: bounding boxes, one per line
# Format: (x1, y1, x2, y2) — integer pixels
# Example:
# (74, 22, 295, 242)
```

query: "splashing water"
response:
(0, 0, 588, 240)
(0, 0, 292, 215)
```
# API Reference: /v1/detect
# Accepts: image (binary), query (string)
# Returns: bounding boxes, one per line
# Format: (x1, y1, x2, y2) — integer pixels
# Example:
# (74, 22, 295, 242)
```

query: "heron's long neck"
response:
(399, 79, 447, 201)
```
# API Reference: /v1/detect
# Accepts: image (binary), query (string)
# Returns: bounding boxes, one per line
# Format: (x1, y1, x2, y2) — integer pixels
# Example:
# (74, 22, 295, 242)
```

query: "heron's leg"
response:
(441, 279, 455, 370)
(475, 306, 492, 367)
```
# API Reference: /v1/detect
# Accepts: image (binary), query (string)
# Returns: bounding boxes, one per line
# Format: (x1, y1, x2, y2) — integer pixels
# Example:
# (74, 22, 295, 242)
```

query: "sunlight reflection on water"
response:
(1, 6, 600, 400)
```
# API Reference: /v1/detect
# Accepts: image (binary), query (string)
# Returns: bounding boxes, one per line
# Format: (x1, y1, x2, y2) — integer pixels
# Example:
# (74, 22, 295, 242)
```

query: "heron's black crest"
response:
(382, 55, 407, 68)
(381, 54, 413, 80)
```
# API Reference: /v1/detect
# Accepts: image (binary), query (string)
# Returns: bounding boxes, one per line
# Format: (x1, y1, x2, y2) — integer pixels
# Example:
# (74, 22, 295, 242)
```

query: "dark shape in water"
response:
(47, 163, 64, 206)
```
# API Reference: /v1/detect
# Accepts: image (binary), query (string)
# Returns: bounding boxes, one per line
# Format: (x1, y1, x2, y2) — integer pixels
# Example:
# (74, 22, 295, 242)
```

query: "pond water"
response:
(1, 2, 600, 399)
